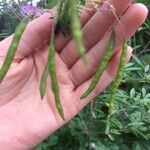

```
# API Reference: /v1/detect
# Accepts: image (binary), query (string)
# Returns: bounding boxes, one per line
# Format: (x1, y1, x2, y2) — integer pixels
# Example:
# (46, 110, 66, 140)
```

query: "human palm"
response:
(0, 1, 148, 149)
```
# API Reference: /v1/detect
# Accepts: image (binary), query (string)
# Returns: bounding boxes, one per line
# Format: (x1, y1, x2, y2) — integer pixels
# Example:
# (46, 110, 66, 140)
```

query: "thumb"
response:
(0, 12, 53, 60)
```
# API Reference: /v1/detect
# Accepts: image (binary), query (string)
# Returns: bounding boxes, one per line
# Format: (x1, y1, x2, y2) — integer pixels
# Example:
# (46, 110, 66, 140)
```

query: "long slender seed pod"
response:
(48, 27, 64, 120)
(69, 0, 87, 63)
(81, 32, 114, 99)
(39, 62, 49, 99)
(0, 17, 28, 83)
(108, 38, 127, 118)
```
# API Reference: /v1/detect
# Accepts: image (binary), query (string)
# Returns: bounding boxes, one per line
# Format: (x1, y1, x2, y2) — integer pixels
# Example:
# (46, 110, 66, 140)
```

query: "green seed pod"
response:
(48, 31, 64, 120)
(81, 31, 115, 99)
(39, 62, 49, 99)
(0, 17, 29, 83)
(108, 38, 127, 118)
(69, 0, 87, 63)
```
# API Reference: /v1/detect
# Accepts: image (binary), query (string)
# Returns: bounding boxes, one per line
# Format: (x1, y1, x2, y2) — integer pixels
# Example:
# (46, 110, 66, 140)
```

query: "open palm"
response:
(0, 1, 148, 149)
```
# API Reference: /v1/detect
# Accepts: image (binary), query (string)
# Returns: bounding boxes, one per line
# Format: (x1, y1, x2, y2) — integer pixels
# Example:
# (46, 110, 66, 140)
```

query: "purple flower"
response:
(20, 4, 44, 18)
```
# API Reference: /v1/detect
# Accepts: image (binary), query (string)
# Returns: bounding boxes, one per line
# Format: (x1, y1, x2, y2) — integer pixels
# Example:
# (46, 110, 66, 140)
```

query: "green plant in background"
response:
(0, 9, 20, 40)
(0, 0, 150, 149)
(0, 0, 24, 39)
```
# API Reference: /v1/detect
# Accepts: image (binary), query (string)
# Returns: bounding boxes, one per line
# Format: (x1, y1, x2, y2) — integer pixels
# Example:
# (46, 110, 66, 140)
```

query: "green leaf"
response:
(132, 142, 142, 150)
(142, 88, 147, 97)
(144, 65, 149, 72)
(108, 133, 115, 141)
(130, 88, 136, 98)
(132, 54, 144, 68)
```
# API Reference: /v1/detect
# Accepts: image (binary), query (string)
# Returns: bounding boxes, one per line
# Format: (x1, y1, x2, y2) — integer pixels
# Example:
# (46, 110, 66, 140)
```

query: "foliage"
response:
(0, 0, 150, 149)
(0, 0, 22, 39)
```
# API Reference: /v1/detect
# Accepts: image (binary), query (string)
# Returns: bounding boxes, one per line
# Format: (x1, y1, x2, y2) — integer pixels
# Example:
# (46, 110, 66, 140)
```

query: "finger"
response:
(68, 3, 148, 88)
(74, 46, 133, 106)
(60, 0, 131, 68)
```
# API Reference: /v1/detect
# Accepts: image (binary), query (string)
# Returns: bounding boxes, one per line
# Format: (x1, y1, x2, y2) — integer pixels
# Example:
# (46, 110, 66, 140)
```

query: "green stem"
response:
(69, 0, 87, 63)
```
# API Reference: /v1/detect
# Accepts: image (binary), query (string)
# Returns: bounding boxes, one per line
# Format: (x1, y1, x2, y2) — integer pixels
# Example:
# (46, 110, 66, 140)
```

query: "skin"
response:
(0, 1, 148, 149)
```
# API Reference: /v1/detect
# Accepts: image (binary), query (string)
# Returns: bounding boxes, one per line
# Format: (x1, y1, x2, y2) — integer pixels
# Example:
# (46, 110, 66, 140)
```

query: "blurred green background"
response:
(0, 0, 150, 149)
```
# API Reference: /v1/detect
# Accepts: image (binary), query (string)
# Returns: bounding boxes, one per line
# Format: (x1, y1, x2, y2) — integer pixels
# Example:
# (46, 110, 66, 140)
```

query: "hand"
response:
(0, 1, 148, 149)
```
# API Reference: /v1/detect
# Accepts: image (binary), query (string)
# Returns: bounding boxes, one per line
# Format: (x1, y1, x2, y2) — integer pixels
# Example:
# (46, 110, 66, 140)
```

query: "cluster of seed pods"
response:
(0, 0, 127, 122)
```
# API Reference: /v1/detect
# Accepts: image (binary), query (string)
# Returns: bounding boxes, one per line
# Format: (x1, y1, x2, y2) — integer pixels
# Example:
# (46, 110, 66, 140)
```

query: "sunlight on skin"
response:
(0, 1, 148, 149)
